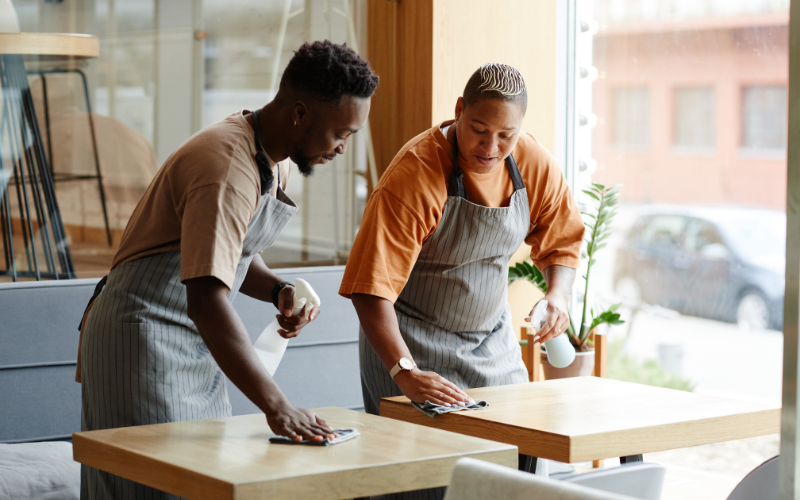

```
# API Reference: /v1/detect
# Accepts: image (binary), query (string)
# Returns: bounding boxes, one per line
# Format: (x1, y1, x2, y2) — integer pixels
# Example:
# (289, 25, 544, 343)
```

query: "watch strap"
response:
(271, 281, 293, 310)
(389, 358, 416, 380)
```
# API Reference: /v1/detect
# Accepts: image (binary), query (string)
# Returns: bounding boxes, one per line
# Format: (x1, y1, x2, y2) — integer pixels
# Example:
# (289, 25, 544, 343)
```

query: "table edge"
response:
(0, 33, 99, 57)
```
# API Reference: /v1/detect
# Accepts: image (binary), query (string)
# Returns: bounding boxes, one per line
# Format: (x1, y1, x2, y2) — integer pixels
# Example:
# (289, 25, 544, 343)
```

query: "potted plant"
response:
(509, 183, 625, 379)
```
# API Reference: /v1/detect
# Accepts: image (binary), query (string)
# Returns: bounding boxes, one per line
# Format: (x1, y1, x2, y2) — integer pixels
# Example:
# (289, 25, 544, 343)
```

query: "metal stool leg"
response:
(0, 54, 74, 280)
(31, 68, 113, 247)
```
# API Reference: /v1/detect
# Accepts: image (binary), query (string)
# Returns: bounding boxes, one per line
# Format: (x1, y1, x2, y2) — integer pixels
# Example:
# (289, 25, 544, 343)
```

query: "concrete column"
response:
(153, 0, 202, 165)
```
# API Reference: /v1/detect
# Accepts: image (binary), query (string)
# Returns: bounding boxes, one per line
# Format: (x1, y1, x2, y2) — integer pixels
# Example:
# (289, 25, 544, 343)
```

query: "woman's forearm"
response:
(351, 293, 412, 370)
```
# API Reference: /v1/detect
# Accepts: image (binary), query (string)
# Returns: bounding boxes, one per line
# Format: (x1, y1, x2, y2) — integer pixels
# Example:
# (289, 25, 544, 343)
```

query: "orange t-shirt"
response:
(111, 111, 290, 289)
(339, 121, 584, 303)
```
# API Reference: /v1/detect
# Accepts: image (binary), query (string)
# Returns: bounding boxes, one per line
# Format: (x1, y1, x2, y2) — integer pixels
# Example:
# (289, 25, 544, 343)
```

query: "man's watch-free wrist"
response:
(389, 357, 416, 380)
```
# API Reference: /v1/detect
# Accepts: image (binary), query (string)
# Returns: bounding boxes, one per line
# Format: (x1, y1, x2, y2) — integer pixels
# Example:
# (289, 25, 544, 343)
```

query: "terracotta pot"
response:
(541, 350, 595, 379)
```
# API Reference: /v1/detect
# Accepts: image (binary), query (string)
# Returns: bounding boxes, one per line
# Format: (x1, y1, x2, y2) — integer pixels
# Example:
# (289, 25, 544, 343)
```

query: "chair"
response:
(727, 455, 778, 500)
(561, 463, 666, 500)
(0, 0, 20, 33)
(442, 457, 639, 500)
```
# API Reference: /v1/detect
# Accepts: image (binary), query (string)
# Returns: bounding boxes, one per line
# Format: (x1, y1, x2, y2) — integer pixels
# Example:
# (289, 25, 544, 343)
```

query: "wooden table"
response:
(380, 377, 781, 466)
(72, 407, 517, 500)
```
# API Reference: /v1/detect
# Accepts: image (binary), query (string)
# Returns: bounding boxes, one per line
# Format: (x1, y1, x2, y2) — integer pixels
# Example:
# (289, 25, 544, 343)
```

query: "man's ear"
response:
(292, 100, 309, 126)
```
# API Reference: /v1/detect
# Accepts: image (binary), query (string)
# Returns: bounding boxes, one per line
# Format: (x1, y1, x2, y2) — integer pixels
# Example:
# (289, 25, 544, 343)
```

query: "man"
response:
(78, 40, 378, 499)
(340, 63, 583, 498)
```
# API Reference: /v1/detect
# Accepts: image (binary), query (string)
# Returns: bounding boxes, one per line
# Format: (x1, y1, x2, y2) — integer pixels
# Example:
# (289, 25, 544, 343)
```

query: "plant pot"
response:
(541, 350, 595, 379)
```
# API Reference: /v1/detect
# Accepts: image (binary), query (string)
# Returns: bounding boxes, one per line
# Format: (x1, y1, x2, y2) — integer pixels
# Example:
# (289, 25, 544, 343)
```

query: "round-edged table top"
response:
(0, 33, 98, 57)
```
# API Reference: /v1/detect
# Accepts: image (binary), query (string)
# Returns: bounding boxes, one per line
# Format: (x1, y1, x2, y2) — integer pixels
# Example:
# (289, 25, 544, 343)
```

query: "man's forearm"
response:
(351, 293, 411, 371)
(186, 277, 287, 414)
(542, 265, 577, 302)
(239, 253, 284, 303)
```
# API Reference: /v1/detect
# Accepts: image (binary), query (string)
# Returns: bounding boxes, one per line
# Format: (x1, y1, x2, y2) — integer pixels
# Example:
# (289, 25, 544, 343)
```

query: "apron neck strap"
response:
(252, 108, 275, 195)
(449, 128, 469, 200)
(449, 125, 525, 200)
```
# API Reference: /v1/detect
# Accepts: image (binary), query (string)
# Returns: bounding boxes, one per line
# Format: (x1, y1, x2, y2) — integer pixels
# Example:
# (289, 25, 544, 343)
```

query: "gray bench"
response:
(0, 266, 362, 444)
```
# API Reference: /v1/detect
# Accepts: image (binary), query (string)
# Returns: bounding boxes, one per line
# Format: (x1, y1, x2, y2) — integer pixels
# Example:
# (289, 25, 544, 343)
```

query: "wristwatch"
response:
(389, 357, 416, 380)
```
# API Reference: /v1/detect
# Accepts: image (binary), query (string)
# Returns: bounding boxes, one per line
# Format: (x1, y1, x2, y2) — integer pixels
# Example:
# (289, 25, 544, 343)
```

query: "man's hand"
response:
(528, 265, 577, 344)
(275, 285, 320, 339)
(265, 401, 338, 442)
(393, 369, 472, 406)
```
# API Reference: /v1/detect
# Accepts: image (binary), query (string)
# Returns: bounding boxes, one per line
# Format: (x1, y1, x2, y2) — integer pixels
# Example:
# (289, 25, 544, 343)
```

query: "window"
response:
(742, 86, 787, 149)
(612, 88, 649, 147)
(639, 215, 685, 248)
(674, 87, 715, 148)
(683, 218, 724, 253)
(587, 0, 788, 412)
(3, 0, 367, 282)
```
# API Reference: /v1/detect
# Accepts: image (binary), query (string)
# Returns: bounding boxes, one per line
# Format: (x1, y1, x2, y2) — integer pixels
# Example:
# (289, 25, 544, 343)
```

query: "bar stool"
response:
(0, 33, 98, 280)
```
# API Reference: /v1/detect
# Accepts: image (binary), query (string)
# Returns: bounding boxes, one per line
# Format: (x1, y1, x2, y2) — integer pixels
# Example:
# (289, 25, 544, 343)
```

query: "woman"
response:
(340, 63, 584, 499)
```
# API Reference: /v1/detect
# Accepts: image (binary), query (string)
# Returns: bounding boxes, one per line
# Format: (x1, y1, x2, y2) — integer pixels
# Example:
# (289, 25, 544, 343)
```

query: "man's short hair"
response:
(280, 40, 379, 103)
(462, 63, 527, 114)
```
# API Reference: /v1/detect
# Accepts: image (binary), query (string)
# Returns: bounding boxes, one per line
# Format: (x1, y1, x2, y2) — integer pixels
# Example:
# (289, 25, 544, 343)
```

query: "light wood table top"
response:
(72, 406, 517, 500)
(0, 33, 98, 57)
(380, 377, 781, 464)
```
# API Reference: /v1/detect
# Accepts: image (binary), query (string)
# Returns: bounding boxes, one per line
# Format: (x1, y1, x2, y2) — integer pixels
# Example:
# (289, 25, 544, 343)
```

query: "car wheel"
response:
(616, 276, 642, 305)
(737, 292, 770, 331)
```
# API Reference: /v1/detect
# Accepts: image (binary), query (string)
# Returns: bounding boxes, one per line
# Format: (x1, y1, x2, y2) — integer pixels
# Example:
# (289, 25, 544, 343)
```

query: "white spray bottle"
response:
(253, 278, 320, 376)
(529, 300, 576, 369)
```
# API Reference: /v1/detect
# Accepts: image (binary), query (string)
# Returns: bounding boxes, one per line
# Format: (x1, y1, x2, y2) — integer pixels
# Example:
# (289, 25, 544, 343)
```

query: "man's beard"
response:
(293, 147, 315, 177)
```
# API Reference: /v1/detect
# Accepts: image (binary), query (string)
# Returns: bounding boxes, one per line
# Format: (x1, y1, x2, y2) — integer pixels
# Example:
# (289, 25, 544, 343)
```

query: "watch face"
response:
(399, 357, 414, 370)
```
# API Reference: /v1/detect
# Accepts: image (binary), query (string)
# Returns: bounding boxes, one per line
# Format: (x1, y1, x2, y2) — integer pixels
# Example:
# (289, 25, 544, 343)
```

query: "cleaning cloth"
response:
(268, 428, 360, 446)
(412, 400, 489, 419)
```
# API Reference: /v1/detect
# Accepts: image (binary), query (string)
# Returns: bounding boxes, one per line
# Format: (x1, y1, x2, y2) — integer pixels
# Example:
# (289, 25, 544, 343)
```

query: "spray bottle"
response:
(253, 278, 321, 376)
(529, 300, 576, 369)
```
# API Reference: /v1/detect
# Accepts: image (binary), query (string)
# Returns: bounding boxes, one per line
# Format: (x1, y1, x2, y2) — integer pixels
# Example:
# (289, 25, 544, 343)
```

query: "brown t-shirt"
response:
(339, 121, 584, 303)
(111, 111, 291, 289)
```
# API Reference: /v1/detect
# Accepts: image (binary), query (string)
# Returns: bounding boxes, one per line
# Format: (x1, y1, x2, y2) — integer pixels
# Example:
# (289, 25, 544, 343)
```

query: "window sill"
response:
(669, 146, 716, 157)
(736, 148, 786, 160)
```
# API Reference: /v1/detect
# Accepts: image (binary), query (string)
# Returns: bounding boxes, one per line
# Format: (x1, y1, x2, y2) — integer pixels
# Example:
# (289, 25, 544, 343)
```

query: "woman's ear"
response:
(454, 97, 464, 121)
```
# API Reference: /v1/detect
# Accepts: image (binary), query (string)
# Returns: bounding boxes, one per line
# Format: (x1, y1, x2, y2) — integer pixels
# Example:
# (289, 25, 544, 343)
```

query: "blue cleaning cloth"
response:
(268, 428, 360, 446)
(412, 400, 489, 419)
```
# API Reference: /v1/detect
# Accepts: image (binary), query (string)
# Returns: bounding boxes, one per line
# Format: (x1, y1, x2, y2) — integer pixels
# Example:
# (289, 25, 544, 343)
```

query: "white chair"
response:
(442, 457, 639, 500)
(0, 0, 20, 33)
(561, 463, 666, 500)
(727, 455, 779, 500)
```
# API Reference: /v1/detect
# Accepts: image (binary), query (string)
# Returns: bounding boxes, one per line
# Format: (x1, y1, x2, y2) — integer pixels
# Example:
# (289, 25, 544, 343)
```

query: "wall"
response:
(368, 0, 558, 177)
(367, 0, 559, 337)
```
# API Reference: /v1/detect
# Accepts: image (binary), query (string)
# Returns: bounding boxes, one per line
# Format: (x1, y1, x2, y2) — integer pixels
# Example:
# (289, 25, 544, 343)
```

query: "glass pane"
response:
(2, 0, 367, 282)
(585, 0, 788, 409)
(742, 85, 787, 149)
(612, 87, 649, 147)
(674, 87, 715, 148)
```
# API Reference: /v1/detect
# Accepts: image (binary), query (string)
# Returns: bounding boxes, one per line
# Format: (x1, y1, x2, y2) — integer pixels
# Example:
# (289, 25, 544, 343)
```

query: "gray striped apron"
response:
(359, 133, 529, 499)
(79, 174, 296, 500)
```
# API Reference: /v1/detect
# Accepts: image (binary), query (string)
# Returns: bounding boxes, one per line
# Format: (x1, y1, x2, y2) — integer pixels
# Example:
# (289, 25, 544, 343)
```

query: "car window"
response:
(639, 215, 686, 248)
(684, 218, 724, 253)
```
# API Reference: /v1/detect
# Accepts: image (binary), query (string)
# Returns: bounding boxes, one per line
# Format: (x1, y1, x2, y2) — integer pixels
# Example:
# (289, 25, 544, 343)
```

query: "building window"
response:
(612, 88, 649, 148)
(674, 87, 715, 148)
(742, 86, 787, 150)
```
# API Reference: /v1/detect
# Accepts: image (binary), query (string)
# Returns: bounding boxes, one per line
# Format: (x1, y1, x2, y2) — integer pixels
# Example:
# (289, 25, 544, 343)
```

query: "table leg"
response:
(620, 454, 644, 464)
(518, 453, 538, 473)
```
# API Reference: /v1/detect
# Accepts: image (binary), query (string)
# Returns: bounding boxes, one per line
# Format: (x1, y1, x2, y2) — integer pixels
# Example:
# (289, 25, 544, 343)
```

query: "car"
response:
(614, 205, 785, 330)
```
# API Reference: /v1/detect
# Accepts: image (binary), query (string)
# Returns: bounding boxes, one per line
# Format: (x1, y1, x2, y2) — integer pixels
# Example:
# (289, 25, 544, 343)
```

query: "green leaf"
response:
(583, 191, 600, 201)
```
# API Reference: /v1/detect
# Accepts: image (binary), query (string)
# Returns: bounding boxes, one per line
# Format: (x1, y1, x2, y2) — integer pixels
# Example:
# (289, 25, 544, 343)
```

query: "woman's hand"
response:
(393, 369, 472, 406)
(265, 402, 338, 442)
(275, 285, 320, 339)
(529, 295, 570, 344)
